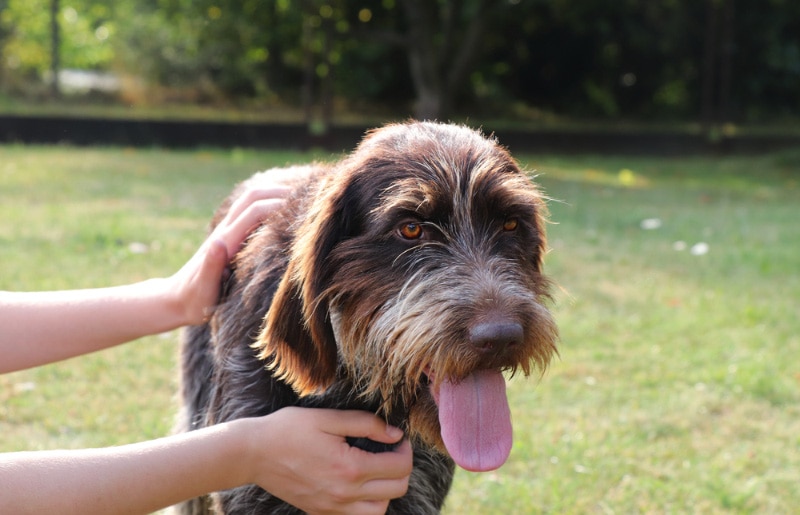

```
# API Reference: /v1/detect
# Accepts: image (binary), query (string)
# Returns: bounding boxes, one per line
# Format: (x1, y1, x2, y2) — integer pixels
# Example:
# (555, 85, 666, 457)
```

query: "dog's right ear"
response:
(254, 172, 356, 396)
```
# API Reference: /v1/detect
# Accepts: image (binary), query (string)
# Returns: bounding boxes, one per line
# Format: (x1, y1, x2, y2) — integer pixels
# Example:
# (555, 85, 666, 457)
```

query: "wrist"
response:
(226, 417, 268, 488)
(143, 277, 190, 329)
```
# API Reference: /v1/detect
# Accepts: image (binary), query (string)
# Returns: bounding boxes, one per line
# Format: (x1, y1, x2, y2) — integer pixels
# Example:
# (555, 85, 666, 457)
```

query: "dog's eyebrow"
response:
(371, 178, 442, 218)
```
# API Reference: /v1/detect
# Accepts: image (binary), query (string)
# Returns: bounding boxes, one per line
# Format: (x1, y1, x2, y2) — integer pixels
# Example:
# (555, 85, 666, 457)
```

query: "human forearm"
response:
(0, 409, 412, 515)
(0, 279, 186, 373)
(0, 182, 293, 374)
(0, 420, 250, 515)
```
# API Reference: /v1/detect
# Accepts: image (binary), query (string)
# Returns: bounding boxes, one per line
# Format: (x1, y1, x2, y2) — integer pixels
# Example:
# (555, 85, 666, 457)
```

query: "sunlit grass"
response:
(446, 151, 800, 513)
(1, 145, 798, 513)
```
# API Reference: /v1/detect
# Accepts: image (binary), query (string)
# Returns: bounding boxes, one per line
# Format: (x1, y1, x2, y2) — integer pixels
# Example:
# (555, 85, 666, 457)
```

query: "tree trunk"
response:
(701, 0, 719, 126)
(401, 0, 441, 119)
(399, 0, 491, 121)
(50, 0, 61, 98)
(718, 0, 735, 124)
(320, 19, 334, 127)
(301, 3, 315, 125)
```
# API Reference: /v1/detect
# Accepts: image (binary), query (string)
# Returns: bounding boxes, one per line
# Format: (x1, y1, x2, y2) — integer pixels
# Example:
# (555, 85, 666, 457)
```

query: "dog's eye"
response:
(502, 217, 519, 232)
(398, 222, 423, 240)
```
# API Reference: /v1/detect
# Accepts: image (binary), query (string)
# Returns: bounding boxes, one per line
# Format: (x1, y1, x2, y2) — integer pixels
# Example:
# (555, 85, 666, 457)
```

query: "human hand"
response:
(168, 182, 292, 326)
(239, 408, 413, 515)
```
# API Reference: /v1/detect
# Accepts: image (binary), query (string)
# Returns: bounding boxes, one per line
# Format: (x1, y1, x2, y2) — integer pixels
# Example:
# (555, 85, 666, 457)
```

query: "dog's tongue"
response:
(434, 369, 512, 472)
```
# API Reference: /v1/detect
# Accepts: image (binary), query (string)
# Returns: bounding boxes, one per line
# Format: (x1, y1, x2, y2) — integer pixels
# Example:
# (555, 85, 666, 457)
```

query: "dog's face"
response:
(257, 122, 558, 472)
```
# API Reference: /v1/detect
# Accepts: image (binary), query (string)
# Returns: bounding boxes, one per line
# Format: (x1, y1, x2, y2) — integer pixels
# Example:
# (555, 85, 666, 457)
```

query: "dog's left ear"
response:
(254, 173, 354, 396)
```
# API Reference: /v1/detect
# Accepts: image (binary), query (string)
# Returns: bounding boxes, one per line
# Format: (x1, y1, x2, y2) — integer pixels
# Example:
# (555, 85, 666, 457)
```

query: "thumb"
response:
(203, 239, 231, 280)
(321, 410, 404, 445)
(193, 239, 231, 309)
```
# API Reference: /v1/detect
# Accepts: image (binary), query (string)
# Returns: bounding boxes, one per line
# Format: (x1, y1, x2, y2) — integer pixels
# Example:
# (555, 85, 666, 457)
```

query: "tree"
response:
(701, 0, 735, 127)
(0, 0, 8, 87)
(2, 0, 797, 124)
(0, 0, 116, 92)
(49, 0, 60, 97)
(398, 0, 492, 119)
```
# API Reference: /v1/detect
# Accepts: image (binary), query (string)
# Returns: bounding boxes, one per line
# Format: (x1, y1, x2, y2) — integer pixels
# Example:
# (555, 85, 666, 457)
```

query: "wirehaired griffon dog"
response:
(177, 121, 559, 514)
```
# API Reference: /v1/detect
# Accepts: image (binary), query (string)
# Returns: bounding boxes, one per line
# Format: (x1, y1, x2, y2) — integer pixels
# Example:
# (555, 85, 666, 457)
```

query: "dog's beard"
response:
(329, 300, 521, 472)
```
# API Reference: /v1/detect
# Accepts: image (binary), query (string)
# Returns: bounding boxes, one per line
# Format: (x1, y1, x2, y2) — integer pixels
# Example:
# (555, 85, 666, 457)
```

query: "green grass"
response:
(1, 145, 799, 513)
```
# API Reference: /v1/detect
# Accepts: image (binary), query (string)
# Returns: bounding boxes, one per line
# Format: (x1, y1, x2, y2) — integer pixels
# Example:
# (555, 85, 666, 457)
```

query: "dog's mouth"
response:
(426, 368, 513, 472)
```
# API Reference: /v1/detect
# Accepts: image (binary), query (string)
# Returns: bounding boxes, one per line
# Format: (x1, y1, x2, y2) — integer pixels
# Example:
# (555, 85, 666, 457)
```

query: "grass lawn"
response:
(1, 143, 798, 513)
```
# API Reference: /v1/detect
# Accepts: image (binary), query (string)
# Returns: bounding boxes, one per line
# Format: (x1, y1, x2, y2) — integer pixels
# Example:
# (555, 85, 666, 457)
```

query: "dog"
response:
(176, 121, 559, 514)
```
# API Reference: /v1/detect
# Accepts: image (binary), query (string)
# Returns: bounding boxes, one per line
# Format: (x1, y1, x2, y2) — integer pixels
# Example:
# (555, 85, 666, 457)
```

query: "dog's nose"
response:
(469, 321, 524, 352)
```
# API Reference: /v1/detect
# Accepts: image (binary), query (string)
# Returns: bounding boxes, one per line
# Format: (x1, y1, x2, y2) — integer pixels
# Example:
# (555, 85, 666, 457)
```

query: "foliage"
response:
(0, 0, 114, 73)
(1, 144, 798, 513)
(0, 0, 798, 121)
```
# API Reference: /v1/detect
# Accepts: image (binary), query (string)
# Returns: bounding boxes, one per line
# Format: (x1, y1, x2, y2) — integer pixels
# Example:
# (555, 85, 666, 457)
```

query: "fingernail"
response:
(386, 425, 404, 440)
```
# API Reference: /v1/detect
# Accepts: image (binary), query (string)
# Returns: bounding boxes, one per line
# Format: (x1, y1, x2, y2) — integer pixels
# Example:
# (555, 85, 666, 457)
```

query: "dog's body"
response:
(177, 121, 558, 514)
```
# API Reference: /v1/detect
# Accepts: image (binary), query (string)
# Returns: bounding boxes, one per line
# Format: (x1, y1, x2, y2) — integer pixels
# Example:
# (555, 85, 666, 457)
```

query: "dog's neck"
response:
(312, 307, 410, 426)
(328, 306, 345, 347)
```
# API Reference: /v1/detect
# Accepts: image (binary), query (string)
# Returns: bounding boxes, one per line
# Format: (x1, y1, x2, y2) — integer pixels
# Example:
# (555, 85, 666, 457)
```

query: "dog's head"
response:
(256, 121, 558, 471)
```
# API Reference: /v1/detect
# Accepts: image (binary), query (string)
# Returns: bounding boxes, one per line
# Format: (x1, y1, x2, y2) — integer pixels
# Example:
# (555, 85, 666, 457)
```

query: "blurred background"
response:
(2, 3, 799, 512)
(0, 0, 798, 148)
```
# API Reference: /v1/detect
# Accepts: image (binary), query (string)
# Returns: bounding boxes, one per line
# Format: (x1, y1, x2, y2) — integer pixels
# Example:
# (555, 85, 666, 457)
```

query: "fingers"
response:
(203, 238, 229, 273)
(320, 410, 405, 445)
(214, 186, 292, 257)
(254, 408, 412, 514)
(360, 436, 414, 482)
(355, 436, 413, 482)
(195, 239, 229, 319)
(315, 438, 411, 515)
(306, 500, 391, 515)
(310, 408, 412, 482)
(216, 198, 284, 257)
(340, 440, 412, 514)
(322, 411, 413, 484)
(312, 500, 392, 515)
(223, 185, 292, 227)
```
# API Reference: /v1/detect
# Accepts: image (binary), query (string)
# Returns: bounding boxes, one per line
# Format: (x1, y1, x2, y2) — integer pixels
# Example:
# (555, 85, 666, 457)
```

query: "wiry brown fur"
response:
(176, 121, 558, 514)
